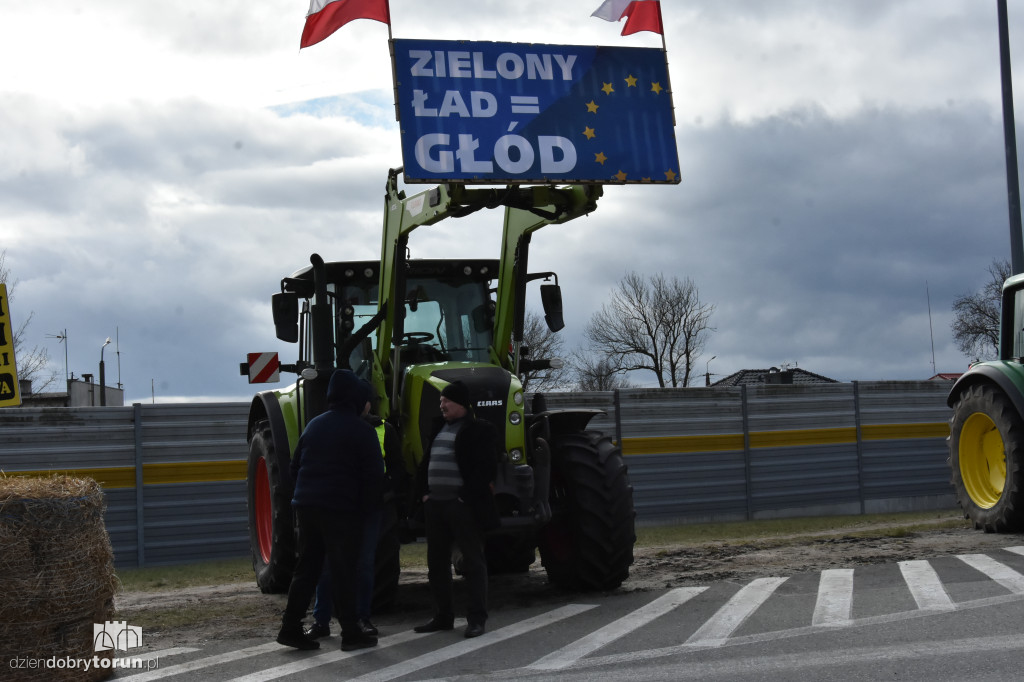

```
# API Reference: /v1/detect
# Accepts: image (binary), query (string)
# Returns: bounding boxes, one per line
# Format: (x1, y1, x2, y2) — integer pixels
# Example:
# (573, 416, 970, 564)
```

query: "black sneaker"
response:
(276, 626, 320, 650)
(341, 634, 378, 652)
(304, 622, 331, 639)
(356, 618, 378, 637)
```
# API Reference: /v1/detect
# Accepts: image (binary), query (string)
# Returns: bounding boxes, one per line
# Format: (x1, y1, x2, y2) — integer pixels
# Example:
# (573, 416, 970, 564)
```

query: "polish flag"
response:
(592, 0, 663, 36)
(301, 0, 390, 49)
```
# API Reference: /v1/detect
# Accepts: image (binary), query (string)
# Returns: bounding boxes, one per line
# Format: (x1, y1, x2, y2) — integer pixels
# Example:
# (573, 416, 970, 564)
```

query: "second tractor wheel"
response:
(949, 383, 1024, 532)
(538, 430, 636, 591)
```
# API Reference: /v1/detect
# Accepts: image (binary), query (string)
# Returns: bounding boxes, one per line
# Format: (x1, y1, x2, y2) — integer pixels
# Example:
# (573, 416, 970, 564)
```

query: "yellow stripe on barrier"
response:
(2, 467, 137, 489)
(142, 461, 248, 485)
(621, 433, 744, 455)
(3, 461, 248, 488)
(621, 422, 948, 456)
(749, 427, 857, 448)
(861, 422, 950, 440)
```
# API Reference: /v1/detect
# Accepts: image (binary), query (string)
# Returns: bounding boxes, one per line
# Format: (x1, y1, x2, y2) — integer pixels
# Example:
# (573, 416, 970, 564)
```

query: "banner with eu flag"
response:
(392, 39, 680, 185)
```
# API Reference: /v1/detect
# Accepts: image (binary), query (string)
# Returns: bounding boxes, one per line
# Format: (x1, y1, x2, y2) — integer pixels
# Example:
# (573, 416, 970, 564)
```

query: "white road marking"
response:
(525, 586, 708, 671)
(225, 628, 431, 682)
(344, 604, 597, 682)
(812, 568, 854, 626)
(685, 577, 788, 647)
(120, 642, 282, 681)
(899, 559, 955, 611)
(958, 553, 1024, 593)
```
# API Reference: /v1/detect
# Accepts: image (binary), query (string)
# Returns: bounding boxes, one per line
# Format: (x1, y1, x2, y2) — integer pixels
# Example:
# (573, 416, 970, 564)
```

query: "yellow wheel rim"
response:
(960, 412, 1007, 509)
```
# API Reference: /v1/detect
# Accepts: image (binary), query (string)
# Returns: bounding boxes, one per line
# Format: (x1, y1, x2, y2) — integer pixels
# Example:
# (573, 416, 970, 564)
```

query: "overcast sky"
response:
(1, 0, 1019, 403)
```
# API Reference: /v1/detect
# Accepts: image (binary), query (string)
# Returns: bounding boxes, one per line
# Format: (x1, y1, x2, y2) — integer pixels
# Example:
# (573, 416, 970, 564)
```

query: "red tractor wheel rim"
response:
(255, 457, 273, 564)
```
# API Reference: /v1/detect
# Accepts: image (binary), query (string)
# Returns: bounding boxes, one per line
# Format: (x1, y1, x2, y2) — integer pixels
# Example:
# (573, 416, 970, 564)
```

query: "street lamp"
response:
(100, 337, 111, 406)
(705, 355, 716, 387)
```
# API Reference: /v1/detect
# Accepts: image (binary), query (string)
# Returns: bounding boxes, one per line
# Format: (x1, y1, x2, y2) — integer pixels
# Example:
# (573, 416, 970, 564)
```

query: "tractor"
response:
(948, 272, 1024, 532)
(243, 167, 636, 606)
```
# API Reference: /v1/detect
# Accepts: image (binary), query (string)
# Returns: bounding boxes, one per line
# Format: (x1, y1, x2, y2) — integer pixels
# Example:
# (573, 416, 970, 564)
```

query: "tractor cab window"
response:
(1013, 287, 1024, 359)
(402, 276, 492, 364)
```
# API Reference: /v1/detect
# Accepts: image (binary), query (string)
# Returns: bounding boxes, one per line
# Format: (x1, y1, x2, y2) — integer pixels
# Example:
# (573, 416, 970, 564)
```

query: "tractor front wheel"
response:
(538, 431, 636, 591)
(949, 383, 1024, 532)
(246, 420, 296, 593)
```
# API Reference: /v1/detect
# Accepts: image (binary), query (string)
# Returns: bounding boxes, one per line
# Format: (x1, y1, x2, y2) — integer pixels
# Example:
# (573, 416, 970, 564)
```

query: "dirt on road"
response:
(115, 519, 1024, 648)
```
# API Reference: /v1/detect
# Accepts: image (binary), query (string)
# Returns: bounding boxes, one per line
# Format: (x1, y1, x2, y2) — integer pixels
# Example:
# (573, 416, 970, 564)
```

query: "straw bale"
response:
(0, 475, 120, 681)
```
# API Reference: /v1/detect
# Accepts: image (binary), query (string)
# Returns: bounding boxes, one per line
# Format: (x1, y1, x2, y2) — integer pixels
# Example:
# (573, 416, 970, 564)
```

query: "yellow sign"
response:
(0, 283, 21, 407)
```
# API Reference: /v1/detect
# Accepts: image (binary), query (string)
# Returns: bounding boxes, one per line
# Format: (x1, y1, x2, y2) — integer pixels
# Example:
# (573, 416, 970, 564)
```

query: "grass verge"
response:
(116, 509, 968, 594)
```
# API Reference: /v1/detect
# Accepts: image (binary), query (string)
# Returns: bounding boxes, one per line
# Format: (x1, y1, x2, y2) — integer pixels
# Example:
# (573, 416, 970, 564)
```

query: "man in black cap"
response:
(414, 380, 500, 639)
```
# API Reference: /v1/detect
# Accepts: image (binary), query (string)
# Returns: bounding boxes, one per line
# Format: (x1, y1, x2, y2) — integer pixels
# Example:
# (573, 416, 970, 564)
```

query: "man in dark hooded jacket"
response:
(275, 369, 385, 652)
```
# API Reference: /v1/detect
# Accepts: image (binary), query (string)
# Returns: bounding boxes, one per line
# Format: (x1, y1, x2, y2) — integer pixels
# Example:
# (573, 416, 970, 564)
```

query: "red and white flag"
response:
(301, 0, 390, 49)
(592, 0, 663, 36)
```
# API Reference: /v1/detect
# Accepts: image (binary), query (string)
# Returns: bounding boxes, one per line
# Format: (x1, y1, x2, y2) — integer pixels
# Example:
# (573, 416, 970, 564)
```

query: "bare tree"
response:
(568, 350, 633, 391)
(0, 250, 59, 392)
(951, 258, 1010, 361)
(519, 310, 569, 392)
(583, 272, 715, 388)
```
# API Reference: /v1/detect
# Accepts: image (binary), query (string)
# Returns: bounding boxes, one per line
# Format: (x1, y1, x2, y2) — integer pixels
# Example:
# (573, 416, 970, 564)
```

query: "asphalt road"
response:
(103, 545, 1024, 682)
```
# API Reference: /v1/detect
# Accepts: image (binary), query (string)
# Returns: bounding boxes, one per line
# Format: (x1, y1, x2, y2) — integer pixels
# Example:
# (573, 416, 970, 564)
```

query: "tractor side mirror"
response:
(272, 292, 299, 343)
(540, 284, 564, 333)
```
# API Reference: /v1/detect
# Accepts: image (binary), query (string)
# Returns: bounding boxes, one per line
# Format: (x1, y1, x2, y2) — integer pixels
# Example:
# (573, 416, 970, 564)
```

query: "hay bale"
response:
(0, 475, 120, 681)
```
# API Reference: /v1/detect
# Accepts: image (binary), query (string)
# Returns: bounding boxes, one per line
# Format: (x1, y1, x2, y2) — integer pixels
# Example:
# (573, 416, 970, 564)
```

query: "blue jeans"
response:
(312, 508, 382, 624)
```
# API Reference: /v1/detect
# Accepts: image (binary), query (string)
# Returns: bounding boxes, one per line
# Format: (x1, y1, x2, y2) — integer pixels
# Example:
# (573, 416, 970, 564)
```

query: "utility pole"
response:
(998, 0, 1024, 274)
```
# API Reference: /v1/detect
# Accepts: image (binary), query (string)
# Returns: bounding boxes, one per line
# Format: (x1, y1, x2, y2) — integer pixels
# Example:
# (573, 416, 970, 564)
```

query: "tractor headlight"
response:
(509, 449, 523, 463)
(509, 412, 522, 425)
(513, 391, 523, 406)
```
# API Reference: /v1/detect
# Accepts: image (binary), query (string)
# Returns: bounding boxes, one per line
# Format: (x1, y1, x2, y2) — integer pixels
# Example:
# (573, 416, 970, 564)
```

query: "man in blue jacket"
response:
(275, 369, 385, 652)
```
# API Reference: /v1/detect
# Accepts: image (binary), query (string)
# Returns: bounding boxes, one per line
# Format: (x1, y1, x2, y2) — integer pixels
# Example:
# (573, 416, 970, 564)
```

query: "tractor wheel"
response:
(373, 500, 401, 612)
(538, 431, 636, 591)
(246, 420, 296, 593)
(949, 383, 1024, 532)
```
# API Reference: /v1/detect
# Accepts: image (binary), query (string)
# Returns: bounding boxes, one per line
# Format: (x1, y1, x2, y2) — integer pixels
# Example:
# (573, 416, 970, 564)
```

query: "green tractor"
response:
(243, 167, 636, 605)
(948, 272, 1024, 532)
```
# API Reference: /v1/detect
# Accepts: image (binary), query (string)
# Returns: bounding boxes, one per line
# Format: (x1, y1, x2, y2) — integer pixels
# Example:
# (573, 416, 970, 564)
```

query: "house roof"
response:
(712, 367, 838, 387)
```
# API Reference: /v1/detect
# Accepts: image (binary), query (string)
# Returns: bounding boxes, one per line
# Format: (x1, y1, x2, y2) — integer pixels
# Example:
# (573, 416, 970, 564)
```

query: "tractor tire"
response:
(246, 420, 296, 593)
(538, 431, 636, 591)
(949, 383, 1024, 532)
(373, 500, 401, 612)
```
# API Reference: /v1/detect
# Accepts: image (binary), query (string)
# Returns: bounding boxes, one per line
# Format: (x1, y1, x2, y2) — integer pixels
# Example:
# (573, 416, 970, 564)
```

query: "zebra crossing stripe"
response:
(958, 554, 1024, 593)
(525, 586, 708, 671)
(685, 577, 788, 647)
(122, 642, 282, 681)
(898, 560, 955, 611)
(1002, 545, 1024, 559)
(812, 568, 854, 627)
(344, 604, 596, 682)
(225, 628, 431, 682)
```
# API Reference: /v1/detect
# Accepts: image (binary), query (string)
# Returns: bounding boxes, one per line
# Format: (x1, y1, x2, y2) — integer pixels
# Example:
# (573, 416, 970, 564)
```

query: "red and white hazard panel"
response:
(247, 352, 280, 384)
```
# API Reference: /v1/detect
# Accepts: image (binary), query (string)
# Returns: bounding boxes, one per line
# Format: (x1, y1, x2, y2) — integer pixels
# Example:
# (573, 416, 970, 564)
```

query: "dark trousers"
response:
(282, 506, 362, 635)
(424, 498, 488, 625)
(312, 507, 382, 624)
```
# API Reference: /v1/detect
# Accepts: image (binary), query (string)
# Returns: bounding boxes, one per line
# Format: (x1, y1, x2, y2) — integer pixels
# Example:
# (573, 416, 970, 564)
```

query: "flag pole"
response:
(387, 0, 401, 122)
(655, 1, 676, 127)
